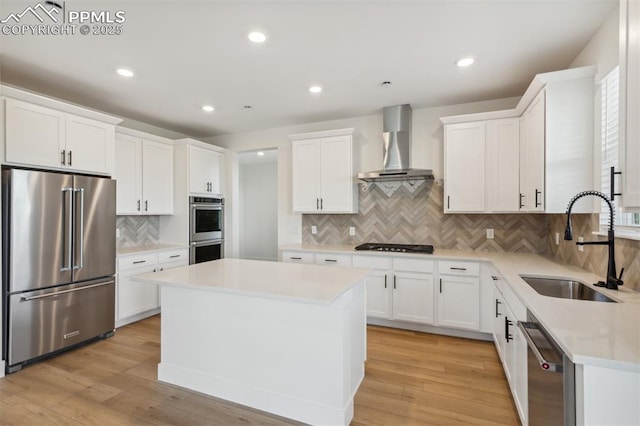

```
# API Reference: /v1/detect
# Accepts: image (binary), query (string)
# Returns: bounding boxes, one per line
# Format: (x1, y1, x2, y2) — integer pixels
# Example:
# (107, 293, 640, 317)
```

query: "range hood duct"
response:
(358, 104, 434, 182)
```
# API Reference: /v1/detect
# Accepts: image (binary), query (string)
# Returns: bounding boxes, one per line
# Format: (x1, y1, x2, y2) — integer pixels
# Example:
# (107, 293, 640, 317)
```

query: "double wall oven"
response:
(189, 196, 224, 264)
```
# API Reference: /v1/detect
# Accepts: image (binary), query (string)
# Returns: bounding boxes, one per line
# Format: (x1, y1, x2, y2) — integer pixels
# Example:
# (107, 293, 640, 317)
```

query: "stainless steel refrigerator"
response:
(2, 168, 116, 373)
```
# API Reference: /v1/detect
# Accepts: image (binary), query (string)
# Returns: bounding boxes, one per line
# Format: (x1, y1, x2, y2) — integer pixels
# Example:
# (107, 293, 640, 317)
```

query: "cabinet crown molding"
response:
(116, 126, 172, 144)
(174, 138, 228, 153)
(288, 127, 355, 141)
(1, 84, 122, 125)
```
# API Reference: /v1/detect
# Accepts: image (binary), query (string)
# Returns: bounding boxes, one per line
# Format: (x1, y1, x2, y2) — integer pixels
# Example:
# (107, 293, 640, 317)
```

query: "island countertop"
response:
(133, 258, 371, 305)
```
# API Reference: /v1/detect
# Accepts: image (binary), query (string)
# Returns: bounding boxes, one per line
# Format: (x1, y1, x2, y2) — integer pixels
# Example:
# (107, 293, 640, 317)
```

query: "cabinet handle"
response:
(160, 268, 164, 271)
(610, 166, 622, 200)
(145, 200, 148, 212)
(324, 259, 338, 263)
(495, 299, 502, 317)
(505, 317, 513, 342)
(61, 150, 66, 166)
(393, 275, 396, 289)
(535, 189, 542, 208)
(133, 260, 146, 264)
(290, 256, 302, 260)
(447, 195, 450, 209)
(316, 198, 319, 210)
(137, 200, 141, 212)
(320, 198, 323, 210)
(519, 193, 524, 209)
(384, 275, 387, 289)
(491, 276, 499, 281)
(169, 254, 181, 259)
(439, 278, 443, 293)
(68, 150, 72, 167)
(450, 267, 467, 271)
(153, 268, 157, 272)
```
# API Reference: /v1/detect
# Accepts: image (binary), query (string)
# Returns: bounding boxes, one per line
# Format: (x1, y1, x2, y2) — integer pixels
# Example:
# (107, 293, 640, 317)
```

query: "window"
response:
(600, 67, 640, 230)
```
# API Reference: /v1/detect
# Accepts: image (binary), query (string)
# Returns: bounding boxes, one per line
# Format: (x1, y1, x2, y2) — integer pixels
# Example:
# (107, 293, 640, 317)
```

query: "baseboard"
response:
(367, 317, 493, 341)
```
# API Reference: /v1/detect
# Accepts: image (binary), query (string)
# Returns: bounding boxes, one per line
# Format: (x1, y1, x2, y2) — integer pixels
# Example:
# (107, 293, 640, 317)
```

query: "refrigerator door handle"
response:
(74, 188, 85, 270)
(61, 187, 74, 271)
(20, 280, 115, 301)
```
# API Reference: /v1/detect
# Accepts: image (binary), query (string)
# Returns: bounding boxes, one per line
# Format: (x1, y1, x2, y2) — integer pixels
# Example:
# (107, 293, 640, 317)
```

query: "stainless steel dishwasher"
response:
(518, 311, 575, 426)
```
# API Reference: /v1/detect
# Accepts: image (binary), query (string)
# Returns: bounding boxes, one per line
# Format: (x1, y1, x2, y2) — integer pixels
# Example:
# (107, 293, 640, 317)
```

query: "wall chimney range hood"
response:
(357, 104, 434, 182)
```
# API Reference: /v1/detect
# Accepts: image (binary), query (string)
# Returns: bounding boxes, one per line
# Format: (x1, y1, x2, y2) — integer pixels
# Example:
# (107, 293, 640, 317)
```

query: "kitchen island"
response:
(133, 258, 370, 426)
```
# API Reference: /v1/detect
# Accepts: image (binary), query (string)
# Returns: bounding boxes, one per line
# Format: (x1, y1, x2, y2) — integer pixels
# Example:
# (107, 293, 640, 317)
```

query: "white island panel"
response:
(134, 259, 369, 425)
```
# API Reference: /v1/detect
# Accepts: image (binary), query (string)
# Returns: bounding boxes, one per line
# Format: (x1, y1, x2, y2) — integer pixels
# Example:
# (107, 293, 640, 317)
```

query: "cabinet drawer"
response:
(158, 249, 189, 264)
(282, 251, 315, 264)
(353, 255, 391, 270)
(117, 253, 157, 272)
(392, 257, 434, 273)
(438, 260, 480, 276)
(316, 253, 352, 267)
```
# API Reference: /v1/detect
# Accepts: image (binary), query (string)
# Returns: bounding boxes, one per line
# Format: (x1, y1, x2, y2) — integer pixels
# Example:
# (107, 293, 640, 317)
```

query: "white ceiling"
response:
(0, 0, 616, 139)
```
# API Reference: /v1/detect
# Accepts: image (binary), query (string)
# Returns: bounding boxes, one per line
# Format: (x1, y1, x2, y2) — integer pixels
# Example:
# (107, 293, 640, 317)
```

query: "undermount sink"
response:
(520, 276, 617, 303)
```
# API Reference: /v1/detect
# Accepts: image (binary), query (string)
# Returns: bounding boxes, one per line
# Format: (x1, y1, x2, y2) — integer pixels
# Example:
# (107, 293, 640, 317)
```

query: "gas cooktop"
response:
(354, 243, 434, 254)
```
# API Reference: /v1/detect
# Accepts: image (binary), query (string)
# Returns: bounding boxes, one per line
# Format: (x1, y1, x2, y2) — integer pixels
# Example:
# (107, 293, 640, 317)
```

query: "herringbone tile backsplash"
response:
(547, 214, 640, 291)
(302, 181, 548, 253)
(116, 216, 160, 248)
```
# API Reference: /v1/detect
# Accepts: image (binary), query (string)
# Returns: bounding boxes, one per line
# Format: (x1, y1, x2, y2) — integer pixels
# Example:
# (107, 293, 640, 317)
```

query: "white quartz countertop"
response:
(133, 258, 370, 305)
(117, 243, 188, 256)
(281, 244, 640, 372)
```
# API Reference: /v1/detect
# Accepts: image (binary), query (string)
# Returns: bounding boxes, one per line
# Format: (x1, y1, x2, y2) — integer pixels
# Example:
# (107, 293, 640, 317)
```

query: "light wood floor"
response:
(0, 316, 519, 425)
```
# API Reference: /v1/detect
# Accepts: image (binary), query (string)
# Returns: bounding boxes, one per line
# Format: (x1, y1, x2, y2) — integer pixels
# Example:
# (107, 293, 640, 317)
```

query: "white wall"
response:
(208, 97, 520, 249)
(239, 160, 278, 261)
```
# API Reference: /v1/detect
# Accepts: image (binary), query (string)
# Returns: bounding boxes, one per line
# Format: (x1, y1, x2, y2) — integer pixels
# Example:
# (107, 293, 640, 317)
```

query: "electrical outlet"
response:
(578, 236, 584, 252)
(311, 225, 317, 235)
(486, 229, 494, 239)
(349, 226, 356, 236)
(116, 228, 120, 238)
(555, 232, 560, 245)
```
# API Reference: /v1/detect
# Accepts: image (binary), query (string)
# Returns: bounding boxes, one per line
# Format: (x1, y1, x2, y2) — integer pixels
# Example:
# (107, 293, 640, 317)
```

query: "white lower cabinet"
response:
(116, 248, 188, 327)
(436, 260, 480, 330)
(492, 275, 527, 424)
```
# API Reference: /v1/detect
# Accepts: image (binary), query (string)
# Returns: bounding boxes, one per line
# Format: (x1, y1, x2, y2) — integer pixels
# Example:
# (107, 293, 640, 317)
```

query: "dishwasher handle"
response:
(517, 321, 563, 373)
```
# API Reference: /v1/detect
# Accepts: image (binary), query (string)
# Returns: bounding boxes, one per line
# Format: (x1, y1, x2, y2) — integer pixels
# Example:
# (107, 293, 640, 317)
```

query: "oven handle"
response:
(190, 204, 223, 209)
(190, 240, 223, 247)
(517, 321, 563, 373)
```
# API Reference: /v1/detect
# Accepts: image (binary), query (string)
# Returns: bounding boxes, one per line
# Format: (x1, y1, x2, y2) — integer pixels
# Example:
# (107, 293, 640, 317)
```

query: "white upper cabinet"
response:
(290, 128, 357, 214)
(486, 118, 520, 212)
(4, 97, 117, 175)
(188, 145, 222, 196)
(441, 66, 594, 214)
(444, 122, 486, 213)
(619, 0, 640, 208)
(114, 130, 174, 215)
(519, 91, 545, 212)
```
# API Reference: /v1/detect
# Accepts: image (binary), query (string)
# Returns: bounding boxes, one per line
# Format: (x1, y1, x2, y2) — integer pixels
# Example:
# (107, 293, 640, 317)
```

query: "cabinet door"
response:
(444, 122, 486, 212)
(65, 114, 114, 174)
(117, 265, 159, 321)
(392, 272, 434, 324)
(319, 135, 355, 213)
(189, 145, 221, 195)
(114, 134, 142, 215)
(292, 139, 321, 212)
(519, 90, 545, 212)
(437, 276, 480, 330)
(493, 286, 506, 364)
(620, 0, 640, 208)
(366, 271, 390, 319)
(5, 99, 66, 169)
(142, 140, 174, 214)
(486, 118, 520, 212)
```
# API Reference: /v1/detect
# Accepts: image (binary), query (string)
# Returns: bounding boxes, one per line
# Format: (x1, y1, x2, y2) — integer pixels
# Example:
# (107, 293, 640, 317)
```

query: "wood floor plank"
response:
(0, 316, 519, 425)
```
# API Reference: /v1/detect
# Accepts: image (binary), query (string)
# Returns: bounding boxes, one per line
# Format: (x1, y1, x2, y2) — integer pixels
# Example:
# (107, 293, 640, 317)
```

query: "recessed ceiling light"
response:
(309, 85, 323, 94)
(116, 68, 134, 77)
(456, 57, 475, 67)
(202, 105, 215, 112)
(248, 32, 266, 43)
(257, 151, 265, 156)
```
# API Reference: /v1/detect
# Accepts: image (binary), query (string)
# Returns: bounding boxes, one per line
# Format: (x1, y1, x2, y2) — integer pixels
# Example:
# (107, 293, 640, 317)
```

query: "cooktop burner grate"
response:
(354, 243, 434, 254)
